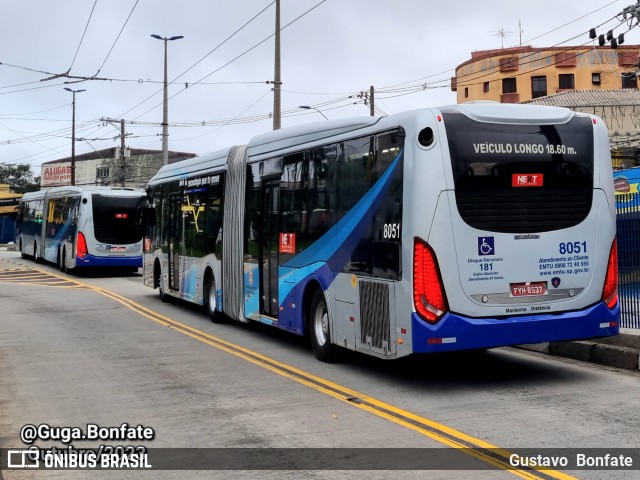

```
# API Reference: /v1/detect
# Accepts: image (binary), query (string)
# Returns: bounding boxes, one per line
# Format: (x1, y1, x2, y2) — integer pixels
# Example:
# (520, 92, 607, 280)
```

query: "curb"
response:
(517, 334, 640, 371)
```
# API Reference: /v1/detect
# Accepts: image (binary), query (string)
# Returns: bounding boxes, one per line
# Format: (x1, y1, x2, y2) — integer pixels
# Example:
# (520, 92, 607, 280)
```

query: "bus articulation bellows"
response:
(142, 103, 619, 362)
(17, 186, 146, 272)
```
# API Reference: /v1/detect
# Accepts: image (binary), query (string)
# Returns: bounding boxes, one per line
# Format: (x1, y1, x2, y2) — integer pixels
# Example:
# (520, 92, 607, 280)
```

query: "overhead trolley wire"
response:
(69, 0, 99, 73)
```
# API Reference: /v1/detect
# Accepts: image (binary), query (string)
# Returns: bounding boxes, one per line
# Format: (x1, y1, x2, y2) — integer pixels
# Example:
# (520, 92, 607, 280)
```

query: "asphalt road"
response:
(0, 250, 639, 480)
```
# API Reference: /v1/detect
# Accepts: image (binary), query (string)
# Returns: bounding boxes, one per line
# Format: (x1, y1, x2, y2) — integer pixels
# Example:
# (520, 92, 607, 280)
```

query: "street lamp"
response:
(64, 87, 86, 186)
(299, 105, 328, 120)
(151, 34, 184, 166)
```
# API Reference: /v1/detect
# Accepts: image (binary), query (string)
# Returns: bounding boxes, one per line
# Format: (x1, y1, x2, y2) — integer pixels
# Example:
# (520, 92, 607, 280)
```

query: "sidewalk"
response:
(517, 328, 640, 371)
(0, 243, 16, 251)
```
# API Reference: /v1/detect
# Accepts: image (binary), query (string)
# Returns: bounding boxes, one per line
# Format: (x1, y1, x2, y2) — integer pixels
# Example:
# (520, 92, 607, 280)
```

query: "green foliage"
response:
(0, 164, 40, 193)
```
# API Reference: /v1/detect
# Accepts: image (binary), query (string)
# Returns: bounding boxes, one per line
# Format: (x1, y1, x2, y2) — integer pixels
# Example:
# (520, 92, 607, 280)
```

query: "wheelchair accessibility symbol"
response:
(478, 237, 495, 256)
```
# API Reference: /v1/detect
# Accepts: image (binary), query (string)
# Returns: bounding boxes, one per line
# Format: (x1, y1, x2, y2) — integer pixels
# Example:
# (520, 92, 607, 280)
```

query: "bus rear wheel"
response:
(204, 275, 223, 323)
(59, 248, 68, 273)
(309, 289, 338, 363)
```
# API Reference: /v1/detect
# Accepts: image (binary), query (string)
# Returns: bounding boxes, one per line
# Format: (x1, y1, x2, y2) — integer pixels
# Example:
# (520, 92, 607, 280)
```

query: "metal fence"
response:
(617, 193, 640, 329)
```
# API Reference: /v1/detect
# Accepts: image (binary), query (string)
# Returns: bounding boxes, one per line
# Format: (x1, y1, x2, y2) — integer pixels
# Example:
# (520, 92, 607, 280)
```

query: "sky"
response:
(0, 0, 634, 175)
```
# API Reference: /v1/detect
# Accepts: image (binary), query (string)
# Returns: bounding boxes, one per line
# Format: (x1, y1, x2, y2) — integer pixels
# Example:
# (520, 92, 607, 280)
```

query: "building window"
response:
(559, 74, 575, 90)
(592, 73, 601, 85)
(464, 87, 469, 98)
(531, 76, 547, 98)
(483, 82, 490, 93)
(502, 77, 517, 94)
(96, 166, 109, 179)
(622, 73, 637, 89)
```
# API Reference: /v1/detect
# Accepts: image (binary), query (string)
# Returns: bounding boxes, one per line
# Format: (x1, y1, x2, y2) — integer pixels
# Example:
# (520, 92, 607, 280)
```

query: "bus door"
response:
(168, 193, 182, 291)
(261, 181, 280, 318)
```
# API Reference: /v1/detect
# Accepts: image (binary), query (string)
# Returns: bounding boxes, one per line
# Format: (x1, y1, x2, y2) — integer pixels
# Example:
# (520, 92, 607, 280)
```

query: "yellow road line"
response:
(31, 267, 575, 479)
(0, 268, 86, 288)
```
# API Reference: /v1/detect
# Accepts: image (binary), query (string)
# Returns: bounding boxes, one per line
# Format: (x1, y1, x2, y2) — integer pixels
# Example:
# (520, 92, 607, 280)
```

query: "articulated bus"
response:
(17, 186, 146, 272)
(142, 103, 619, 362)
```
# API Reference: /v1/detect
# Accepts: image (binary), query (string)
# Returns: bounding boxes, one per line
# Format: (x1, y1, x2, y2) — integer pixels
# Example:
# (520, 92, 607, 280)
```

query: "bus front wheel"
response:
(309, 289, 338, 363)
(34, 242, 42, 264)
(157, 266, 170, 303)
(204, 275, 223, 323)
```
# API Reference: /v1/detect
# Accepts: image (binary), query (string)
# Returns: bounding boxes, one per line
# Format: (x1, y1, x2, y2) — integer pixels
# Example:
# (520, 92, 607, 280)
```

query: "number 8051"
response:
(559, 241, 587, 255)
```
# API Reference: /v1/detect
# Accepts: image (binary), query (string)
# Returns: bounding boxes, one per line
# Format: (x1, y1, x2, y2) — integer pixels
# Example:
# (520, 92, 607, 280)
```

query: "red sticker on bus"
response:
(279, 233, 296, 254)
(512, 174, 544, 187)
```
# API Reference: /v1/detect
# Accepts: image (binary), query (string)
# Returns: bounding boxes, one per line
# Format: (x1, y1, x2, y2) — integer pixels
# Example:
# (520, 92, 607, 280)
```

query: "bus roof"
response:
(247, 117, 380, 160)
(148, 147, 233, 186)
(21, 186, 145, 200)
(442, 102, 575, 124)
(146, 103, 582, 187)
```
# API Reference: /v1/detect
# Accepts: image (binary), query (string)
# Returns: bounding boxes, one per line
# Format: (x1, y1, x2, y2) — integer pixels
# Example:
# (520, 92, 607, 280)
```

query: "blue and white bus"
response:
(17, 186, 146, 272)
(142, 103, 619, 361)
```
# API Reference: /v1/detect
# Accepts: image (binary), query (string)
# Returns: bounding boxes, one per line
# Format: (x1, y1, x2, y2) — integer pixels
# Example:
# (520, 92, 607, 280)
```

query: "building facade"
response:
(0, 183, 22, 243)
(452, 45, 640, 104)
(41, 148, 196, 189)
(524, 89, 640, 170)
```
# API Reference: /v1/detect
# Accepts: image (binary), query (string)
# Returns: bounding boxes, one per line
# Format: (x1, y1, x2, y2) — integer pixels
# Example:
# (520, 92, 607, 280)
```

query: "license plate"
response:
(511, 282, 547, 297)
(109, 246, 126, 252)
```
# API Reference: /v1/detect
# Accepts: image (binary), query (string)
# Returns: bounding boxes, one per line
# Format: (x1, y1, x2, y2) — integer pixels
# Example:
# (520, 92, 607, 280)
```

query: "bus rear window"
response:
(443, 113, 594, 233)
(92, 194, 142, 244)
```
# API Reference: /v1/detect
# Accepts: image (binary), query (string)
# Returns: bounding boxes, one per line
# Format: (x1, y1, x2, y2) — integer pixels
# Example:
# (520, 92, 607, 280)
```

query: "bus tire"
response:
(59, 248, 67, 273)
(34, 242, 42, 264)
(19, 240, 27, 259)
(155, 265, 170, 303)
(309, 289, 338, 363)
(158, 276, 170, 303)
(204, 274, 224, 323)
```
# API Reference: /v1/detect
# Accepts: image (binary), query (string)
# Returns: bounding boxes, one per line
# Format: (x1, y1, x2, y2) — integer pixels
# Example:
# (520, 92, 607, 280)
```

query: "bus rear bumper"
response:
(411, 301, 620, 353)
(75, 254, 142, 268)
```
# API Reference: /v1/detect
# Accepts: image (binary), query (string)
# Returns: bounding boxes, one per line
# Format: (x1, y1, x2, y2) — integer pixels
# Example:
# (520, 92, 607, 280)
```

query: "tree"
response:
(0, 164, 40, 193)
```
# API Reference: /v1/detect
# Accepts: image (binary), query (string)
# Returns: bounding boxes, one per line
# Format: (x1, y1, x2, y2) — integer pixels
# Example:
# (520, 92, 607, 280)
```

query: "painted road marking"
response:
(19, 267, 574, 479)
(0, 268, 87, 288)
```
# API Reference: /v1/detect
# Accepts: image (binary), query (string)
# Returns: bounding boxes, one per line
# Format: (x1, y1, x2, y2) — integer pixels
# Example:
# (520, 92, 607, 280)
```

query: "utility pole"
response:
(589, 3, 639, 48)
(100, 117, 131, 187)
(64, 87, 86, 186)
(369, 85, 375, 116)
(273, 0, 281, 130)
(120, 119, 126, 187)
(151, 34, 184, 165)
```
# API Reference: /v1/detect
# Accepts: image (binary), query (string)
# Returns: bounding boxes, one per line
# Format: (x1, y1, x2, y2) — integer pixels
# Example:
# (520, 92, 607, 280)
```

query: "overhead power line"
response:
(69, 0, 99, 72)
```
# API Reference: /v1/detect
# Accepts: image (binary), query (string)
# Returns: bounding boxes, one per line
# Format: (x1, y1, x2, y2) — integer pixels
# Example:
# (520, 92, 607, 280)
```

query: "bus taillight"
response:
(602, 238, 618, 309)
(413, 239, 448, 324)
(77, 232, 88, 259)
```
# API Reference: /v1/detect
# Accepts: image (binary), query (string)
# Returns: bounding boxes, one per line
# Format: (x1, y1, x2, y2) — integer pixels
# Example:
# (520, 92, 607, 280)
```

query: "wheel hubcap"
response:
(314, 303, 328, 346)
(208, 284, 216, 312)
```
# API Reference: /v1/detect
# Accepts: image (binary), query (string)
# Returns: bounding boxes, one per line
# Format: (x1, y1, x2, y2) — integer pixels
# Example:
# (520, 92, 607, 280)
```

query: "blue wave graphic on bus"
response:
(279, 149, 403, 300)
(45, 215, 76, 261)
